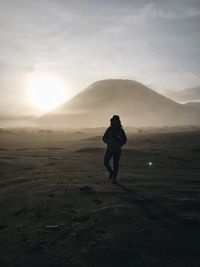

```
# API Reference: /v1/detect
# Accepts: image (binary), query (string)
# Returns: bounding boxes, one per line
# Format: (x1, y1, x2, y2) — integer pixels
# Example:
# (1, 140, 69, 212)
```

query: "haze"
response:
(1, 2, 200, 265)
(0, 0, 200, 116)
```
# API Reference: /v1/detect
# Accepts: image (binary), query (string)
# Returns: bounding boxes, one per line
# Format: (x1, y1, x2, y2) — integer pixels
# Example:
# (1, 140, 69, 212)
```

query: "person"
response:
(102, 115, 127, 183)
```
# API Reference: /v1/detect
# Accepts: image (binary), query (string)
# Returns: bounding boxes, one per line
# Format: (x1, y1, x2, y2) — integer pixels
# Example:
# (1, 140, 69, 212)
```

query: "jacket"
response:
(102, 127, 127, 150)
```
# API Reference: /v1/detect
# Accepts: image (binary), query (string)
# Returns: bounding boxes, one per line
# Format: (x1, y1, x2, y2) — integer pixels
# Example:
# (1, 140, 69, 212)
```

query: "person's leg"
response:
(104, 148, 113, 179)
(112, 149, 121, 183)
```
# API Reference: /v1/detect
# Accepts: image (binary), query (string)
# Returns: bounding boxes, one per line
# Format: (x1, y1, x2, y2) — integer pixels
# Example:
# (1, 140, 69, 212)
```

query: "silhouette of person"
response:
(103, 115, 127, 183)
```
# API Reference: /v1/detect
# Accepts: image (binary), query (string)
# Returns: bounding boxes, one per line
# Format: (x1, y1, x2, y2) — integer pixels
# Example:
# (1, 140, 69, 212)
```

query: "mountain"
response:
(38, 79, 200, 128)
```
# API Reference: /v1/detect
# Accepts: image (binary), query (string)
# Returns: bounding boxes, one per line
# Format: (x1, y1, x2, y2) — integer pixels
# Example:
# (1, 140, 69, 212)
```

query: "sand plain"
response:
(0, 127, 200, 267)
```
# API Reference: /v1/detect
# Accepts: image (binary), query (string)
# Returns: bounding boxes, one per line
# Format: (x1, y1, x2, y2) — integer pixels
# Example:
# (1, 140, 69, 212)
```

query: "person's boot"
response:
(108, 170, 113, 180)
(112, 174, 117, 184)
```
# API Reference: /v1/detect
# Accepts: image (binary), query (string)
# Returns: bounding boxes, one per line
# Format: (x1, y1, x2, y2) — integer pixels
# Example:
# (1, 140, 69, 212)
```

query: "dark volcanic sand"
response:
(0, 128, 200, 267)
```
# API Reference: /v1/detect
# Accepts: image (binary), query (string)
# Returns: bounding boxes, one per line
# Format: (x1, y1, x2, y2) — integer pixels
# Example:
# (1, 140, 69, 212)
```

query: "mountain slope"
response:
(38, 79, 200, 127)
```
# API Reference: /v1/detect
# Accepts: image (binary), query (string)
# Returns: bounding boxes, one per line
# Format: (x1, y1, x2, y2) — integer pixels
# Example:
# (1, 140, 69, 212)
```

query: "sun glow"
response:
(26, 75, 66, 112)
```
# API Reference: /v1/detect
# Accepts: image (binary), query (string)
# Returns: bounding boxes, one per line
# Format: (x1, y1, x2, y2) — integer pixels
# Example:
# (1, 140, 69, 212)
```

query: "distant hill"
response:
(0, 114, 37, 128)
(38, 79, 200, 127)
(170, 86, 200, 102)
(185, 102, 200, 109)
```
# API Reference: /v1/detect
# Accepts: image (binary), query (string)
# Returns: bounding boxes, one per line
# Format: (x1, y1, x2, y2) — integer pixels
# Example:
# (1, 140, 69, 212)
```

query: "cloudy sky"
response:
(0, 0, 200, 115)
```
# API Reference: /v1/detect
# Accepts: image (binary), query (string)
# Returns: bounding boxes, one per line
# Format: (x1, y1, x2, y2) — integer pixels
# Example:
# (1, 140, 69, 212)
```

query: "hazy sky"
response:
(0, 0, 200, 115)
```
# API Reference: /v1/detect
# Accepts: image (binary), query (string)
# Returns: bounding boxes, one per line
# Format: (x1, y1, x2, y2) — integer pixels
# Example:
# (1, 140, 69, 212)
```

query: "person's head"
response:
(110, 115, 122, 129)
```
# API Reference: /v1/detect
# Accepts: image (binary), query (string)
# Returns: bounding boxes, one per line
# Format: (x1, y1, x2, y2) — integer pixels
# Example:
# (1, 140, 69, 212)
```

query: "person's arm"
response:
(102, 128, 110, 144)
(121, 129, 127, 146)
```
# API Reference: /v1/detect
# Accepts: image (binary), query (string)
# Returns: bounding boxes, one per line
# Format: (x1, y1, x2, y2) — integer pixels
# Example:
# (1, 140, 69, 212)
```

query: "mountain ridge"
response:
(38, 79, 200, 127)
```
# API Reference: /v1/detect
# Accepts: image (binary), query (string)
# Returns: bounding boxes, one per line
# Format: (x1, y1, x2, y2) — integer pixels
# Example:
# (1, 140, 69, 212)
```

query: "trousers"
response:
(104, 148, 121, 178)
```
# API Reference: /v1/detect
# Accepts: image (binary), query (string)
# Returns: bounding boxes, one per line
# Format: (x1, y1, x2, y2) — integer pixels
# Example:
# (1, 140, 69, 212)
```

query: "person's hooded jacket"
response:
(103, 127, 127, 150)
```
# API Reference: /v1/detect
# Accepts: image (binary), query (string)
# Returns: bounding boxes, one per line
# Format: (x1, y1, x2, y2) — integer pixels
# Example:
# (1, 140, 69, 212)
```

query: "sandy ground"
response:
(0, 127, 200, 267)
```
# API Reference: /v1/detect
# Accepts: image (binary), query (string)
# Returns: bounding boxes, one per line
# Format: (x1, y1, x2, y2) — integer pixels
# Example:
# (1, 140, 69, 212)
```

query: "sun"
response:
(26, 75, 66, 112)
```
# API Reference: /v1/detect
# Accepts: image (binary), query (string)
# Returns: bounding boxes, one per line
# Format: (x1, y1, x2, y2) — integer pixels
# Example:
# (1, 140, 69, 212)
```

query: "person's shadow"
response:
(114, 181, 189, 238)
(115, 182, 148, 205)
